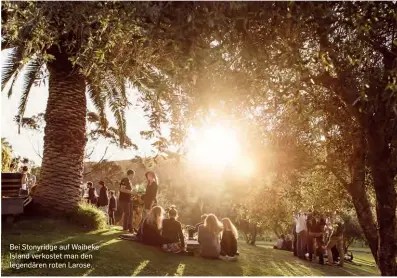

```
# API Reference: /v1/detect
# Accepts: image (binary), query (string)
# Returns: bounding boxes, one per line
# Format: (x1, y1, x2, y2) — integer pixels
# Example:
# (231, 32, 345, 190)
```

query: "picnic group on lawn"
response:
(82, 169, 239, 262)
(14, 164, 347, 266)
(83, 169, 347, 265)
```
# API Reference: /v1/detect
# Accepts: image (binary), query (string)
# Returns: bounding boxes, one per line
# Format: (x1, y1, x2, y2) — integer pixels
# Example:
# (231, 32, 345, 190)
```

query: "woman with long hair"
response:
(161, 206, 186, 253)
(220, 218, 238, 257)
(198, 214, 235, 260)
(141, 206, 174, 246)
(142, 171, 159, 220)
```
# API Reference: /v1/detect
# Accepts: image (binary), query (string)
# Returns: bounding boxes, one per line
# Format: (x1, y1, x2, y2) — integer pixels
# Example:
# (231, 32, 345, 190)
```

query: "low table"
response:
(186, 239, 200, 255)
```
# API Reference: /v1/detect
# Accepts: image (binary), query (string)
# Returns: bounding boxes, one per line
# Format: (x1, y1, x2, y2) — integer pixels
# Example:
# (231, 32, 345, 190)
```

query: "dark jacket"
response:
(144, 182, 158, 210)
(141, 220, 174, 246)
(97, 186, 109, 207)
(162, 218, 185, 247)
(109, 196, 117, 212)
(119, 178, 132, 203)
(88, 188, 97, 204)
(220, 230, 238, 256)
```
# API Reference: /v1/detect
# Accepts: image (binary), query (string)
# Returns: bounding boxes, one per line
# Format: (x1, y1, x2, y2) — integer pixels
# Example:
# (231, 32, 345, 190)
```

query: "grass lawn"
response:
(1, 218, 379, 276)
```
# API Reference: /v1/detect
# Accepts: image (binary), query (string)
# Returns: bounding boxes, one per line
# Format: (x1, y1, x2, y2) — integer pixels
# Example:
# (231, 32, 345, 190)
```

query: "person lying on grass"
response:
(220, 218, 239, 257)
(141, 206, 175, 246)
(198, 214, 237, 261)
(273, 235, 286, 250)
(161, 206, 186, 253)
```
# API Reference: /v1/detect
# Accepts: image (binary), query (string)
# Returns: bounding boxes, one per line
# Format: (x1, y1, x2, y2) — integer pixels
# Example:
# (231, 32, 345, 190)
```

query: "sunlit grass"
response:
(132, 260, 149, 276)
(1, 218, 379, 276)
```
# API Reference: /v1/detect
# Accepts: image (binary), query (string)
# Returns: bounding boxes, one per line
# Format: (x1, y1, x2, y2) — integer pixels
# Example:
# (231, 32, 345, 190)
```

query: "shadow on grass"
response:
(2, 218, 377, 276)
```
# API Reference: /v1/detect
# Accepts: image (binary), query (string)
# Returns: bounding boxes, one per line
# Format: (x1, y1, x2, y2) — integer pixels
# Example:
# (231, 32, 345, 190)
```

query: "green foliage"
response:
(67, 202, 107, 230)
(342, 212, 365, 251)
(84, 160, 124, 192)
(1, 138, 13, 172)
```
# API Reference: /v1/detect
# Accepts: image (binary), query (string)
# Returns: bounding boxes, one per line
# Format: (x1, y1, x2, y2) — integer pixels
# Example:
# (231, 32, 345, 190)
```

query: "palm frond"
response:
(86, 81, 108, 131)
(17, 58, 42, 133)
(1, 47, 24, 92)
(100, 73, 130, 147)
(108, 96, 127, 147)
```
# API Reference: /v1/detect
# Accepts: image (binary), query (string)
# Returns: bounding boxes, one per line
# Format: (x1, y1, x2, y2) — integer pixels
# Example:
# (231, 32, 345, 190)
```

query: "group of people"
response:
(83, 169, 239, 261)
(83, 169, 158, 229)
(292, 211, 345, 266)
(138, 206, 239, 261)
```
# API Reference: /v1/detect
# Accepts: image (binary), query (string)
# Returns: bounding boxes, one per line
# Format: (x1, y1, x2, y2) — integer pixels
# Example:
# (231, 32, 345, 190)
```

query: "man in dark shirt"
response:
(306, 212, 316, 261)
(119, 170, 136, 232)
(310, 216, 326, 265)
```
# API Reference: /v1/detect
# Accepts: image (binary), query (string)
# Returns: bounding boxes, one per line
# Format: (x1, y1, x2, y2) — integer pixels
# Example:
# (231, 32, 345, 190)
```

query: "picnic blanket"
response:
(118, 234, 197, 256)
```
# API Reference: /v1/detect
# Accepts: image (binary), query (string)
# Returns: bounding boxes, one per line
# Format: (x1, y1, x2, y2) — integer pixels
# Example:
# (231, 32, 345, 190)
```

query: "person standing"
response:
(142, 171, 159, 220)
(20, 166, 29, 195)
(108, 191, 117, 225)
(326, 215, 345, 266)
(310, 215, 326, 265)
(306, 211, 316, 261)
(87, 182, 97, 205)
(295, 212, 308, 259)
(292, 222, 298, 256)
(119, 170, 136, 232)
(97, 181, 109, 220)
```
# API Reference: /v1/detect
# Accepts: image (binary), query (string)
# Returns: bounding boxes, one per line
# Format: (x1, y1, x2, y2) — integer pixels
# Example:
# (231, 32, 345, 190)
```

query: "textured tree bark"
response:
(33, 48, 86, 213)
(368, 129, 397, 276)
(347, 132, 379, 264)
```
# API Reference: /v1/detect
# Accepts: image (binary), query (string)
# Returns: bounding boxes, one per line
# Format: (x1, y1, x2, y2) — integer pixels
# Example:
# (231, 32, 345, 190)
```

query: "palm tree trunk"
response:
(33, 50, 86, 213)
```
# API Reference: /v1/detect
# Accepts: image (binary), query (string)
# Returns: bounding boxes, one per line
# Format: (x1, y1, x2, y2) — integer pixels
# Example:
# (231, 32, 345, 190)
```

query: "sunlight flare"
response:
(187, 125, 241, 168)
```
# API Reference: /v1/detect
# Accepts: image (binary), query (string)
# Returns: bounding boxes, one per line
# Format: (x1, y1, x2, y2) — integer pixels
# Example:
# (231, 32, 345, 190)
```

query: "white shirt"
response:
(277, 238, 284, 249)
(295, 214, 307, 233)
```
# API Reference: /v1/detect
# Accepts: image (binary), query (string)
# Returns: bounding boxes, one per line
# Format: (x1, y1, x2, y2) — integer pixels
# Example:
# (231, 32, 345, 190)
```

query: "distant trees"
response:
(1, 138, 13, 171)
(168, 2, 396, 274)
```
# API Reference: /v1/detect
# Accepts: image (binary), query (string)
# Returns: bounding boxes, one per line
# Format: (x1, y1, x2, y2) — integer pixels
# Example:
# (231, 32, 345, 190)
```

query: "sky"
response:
(1, 50, 163, 166)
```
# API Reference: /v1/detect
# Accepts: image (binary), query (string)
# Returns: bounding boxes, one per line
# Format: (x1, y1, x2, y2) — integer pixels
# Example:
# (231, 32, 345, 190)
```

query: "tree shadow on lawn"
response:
(87, 239, 244, 276)
(2, 224, 244, 277)
(247, 245, 378, 276)
(2, 219, 376, 276)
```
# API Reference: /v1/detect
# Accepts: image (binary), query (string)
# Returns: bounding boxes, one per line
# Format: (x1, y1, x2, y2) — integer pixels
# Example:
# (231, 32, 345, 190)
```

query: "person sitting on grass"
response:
(141, 206, 175, 246)
(188, 214, 208, 239)
(273, 235, 286, 250)
(284, 235, 293, 251)
(198, 214, 236, 261)
(220, 218, 238, 257)
(161, 206, 186, 253)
